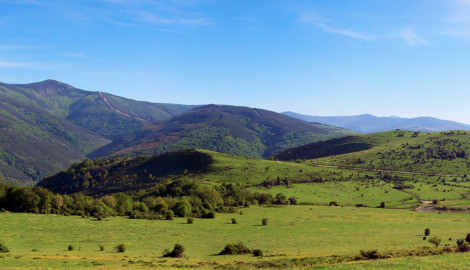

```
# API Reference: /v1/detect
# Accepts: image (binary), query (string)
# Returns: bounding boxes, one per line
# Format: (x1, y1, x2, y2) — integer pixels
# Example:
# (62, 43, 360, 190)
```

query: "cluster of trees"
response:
(0, 178, 297, 220)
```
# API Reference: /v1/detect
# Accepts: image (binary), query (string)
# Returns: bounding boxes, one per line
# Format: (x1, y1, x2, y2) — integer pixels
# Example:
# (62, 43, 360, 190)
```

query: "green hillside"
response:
(90, 104, 359, 159)
(272, 130, 470, 175)
(38, 148, 330, 196)
(0, 80, 197, 185)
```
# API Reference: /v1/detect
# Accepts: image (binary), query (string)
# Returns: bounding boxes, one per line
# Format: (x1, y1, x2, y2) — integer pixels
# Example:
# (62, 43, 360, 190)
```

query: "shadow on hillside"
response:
(274, 136, 374, 161)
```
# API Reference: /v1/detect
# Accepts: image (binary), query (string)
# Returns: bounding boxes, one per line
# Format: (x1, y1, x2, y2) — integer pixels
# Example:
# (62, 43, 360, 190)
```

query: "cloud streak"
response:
(299, 12, 373, 40)
(0, 61, 34, 67)
(299, 12, 430, 46)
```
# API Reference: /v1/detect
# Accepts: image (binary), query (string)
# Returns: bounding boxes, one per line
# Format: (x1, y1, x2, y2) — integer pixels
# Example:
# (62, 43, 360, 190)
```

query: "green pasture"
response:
(2, 206, 470, 269)
(251, 182, 416, 208)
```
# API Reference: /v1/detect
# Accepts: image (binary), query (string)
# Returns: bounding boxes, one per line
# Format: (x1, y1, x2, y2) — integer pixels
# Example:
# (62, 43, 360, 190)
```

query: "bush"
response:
(329, 201, 339, 206)
(466, 233, 470, 243)
(219, 242, 251, 255)
(432, 199, 439, 204)
(163, 243, 185, 258)
(115, 244, 126, 253)
(203, 211, 216, 219)
(187, 218, 194, 224)
(262, 218, 268, 226)
(424, 228, 431, 236)
(0, 242, 9, 253)
(288, 196, 298, 205)
(166, 210, 174, 220)
(428, 237, 442, 248)
(458, 240, 470, 252)
(68, 245, 74, 251)
(360, 249, 382, 259)
(231, 218, 237, 224)
(99, 245, 105, 251)
(244, 201, 250, 208)
(253, 249, 263, 257)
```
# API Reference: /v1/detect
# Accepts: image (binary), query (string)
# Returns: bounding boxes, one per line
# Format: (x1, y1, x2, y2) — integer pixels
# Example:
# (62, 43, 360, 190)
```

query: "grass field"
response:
(2, 205, 470, 269)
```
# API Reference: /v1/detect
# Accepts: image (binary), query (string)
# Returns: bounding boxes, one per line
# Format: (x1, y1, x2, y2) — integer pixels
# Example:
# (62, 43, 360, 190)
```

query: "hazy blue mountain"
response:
(282, 112, 470, 133)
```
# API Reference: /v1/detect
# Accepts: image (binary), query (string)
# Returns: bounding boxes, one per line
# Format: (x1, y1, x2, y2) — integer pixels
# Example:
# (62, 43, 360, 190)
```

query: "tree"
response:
(428, 237, 442, 248)
(424, 228, 431, 236)
(174, 198, 192, 217)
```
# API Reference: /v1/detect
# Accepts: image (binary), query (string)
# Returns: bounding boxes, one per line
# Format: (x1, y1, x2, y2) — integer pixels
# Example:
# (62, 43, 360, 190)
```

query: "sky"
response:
(1, 0, 470, 123)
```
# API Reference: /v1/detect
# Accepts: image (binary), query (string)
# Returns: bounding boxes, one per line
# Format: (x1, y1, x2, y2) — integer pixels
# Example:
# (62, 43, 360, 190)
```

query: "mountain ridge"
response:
(282, 112, 470, 133)
(90, 104, 359, 159)
(0, 79, 198, 185)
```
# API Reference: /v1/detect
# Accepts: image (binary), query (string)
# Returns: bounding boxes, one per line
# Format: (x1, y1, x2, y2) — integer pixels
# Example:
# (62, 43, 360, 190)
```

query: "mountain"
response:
(282, 112, 470, 134)
(0, 79, 197, 185)
(90, 105, 359, 159)
(271, 129, 470, 176)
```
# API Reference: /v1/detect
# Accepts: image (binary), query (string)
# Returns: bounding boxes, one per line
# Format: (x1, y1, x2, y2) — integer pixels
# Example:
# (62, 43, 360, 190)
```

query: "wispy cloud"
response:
(299, 12, 431, 46)
(0, 61, 34, 67)
(391, 29, 431, 46)
(299, 12, 373, 40)
(0, 45, 37, 50)
(63, 53, 89, 59)
(133, 10, 210, 25)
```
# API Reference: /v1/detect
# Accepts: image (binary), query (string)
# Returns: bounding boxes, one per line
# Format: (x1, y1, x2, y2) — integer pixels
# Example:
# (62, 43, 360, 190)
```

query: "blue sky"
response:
(2, 0, 470, 123)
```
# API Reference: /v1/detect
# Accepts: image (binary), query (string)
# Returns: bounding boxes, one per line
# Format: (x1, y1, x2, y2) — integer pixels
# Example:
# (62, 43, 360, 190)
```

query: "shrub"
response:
(262, 218, 268, 226)
(231, 218, 237, 224)
(423, 237, 427, 240)
(166, 210, 174, 220)
(360, 249, 382, 259)
(380, 202, 385, 208)
(459, 242, 470, 252)
(99, 245, 105, 251)
(163, 243, 185, 258)
(428, 237, 442, 248)
(329, 201, 339, 206)
(432, 199, 439, 204)
(253, 249, 263, 257)
(424, 228, 431, 236)
(466, 233, 470, 243)
(244, 201, 250, 208)
(187, 218, 194, 224)
(0, 208, 5, 213)
(115, 244, 126, 253)
(219, 242, 251, 255)
(0, 242, 9, 253)
(288, 196, 298, 205)
(203, 211, 216, 219)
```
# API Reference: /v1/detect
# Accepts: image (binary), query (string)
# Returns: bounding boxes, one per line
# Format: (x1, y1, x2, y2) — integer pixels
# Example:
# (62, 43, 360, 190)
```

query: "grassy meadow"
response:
(2, 205, 470, 269)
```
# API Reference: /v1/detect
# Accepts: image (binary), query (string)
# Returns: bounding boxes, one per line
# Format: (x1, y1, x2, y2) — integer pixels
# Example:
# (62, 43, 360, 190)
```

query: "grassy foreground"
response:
(1, 206, 470, 269)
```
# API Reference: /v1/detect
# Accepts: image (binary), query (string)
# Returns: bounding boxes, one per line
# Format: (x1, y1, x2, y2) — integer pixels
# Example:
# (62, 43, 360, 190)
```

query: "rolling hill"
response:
(89, 104, 359, 159)
(271, 129, 470, 175)
(0, 79, 197, 185)
(282, 112, 470, 133)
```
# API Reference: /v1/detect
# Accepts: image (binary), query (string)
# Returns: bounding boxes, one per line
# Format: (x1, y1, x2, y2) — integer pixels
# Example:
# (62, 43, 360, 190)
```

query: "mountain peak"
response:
(26, 79, 78, 97)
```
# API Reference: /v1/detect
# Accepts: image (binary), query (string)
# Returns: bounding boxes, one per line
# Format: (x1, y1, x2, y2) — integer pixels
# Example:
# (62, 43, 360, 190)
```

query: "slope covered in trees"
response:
(90, 105, 359, 159)
(272, 130, 470, 175)
(0, 80, 197, 185)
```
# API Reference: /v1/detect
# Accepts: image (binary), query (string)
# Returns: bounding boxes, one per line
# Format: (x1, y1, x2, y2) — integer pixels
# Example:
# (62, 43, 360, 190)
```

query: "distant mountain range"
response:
(90, 104, 358, 159)
(282, 112, 470, 133)
(0, 80, 197, 185)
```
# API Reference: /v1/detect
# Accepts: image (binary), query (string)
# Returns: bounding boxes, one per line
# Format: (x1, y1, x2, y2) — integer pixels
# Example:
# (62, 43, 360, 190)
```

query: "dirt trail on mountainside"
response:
(99, 92, 152, 123)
